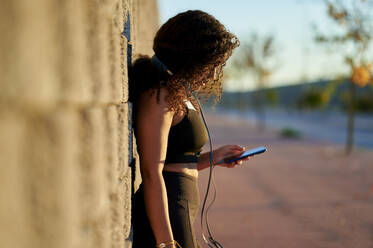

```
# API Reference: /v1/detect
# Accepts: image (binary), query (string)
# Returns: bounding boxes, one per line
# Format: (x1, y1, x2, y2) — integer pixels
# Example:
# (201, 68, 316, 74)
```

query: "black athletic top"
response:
(165, 101, 209, 163)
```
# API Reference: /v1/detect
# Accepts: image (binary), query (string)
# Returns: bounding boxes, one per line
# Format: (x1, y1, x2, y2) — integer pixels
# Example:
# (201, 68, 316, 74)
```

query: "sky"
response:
(157, 0, 349, 91)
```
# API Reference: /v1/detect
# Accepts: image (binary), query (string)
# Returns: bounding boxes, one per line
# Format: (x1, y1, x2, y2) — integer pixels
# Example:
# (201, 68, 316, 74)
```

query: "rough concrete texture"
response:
(132, 0, 160, 58)
(0, 0, 159, 247)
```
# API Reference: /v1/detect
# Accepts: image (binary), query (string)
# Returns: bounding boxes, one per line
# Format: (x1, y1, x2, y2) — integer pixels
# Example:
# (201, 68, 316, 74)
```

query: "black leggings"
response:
(132, 171, 201, 248)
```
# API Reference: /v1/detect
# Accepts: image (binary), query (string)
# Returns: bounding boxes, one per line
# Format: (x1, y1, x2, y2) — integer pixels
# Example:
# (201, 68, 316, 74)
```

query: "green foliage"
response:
(297, 79, 340, 110)
(340, 91, 373, 112)
(297, 87, 328, 109)
(266, 89, 278, 106)
(356, 93, 373, 112)
(279, 127, 301, 139)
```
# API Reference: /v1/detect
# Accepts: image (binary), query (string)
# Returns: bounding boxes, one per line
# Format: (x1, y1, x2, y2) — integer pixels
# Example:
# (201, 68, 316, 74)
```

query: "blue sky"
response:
(157, 0, 348, 91)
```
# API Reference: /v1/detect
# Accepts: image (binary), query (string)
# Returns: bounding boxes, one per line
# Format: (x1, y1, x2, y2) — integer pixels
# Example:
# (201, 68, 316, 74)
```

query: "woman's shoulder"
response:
(138, 85, 168, 103)
(137, 86, 174, 114)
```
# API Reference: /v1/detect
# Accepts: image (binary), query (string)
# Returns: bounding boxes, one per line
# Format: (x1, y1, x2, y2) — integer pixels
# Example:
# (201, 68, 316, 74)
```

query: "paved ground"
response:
(195, 112, 373, 248)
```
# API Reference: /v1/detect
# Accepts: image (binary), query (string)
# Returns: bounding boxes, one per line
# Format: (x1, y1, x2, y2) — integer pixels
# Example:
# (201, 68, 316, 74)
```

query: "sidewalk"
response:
(195, 111, 373, 248)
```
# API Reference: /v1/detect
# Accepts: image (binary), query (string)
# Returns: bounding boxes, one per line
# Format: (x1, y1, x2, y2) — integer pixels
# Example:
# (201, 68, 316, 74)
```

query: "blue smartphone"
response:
(216, 146, 267, 164)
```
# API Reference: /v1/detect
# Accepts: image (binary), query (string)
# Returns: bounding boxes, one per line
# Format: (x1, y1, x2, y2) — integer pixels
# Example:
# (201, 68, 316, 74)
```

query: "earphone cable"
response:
(193, 92, 224, 248)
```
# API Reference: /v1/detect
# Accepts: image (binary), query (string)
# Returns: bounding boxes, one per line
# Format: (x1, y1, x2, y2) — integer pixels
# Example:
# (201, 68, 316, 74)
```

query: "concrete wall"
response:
(0, 1, 159, 248)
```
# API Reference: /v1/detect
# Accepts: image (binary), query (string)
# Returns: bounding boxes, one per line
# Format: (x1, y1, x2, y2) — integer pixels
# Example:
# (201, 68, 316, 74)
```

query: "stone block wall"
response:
(0, 1, 159, 247)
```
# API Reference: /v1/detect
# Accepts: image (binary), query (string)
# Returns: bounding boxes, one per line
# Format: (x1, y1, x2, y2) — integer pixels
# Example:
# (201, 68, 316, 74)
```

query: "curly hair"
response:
(129, 10, 239, 113)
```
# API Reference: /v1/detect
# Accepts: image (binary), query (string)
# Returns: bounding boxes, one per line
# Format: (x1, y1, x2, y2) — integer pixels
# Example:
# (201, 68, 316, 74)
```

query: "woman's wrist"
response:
(197, 150, 220, 170)
(156, 240, 181, 248)
(206, 150, 219, 164)
(211, 149, 220, 165)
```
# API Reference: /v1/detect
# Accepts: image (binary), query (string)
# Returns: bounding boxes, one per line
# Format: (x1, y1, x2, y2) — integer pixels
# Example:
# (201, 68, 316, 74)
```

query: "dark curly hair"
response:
(129, 10, 239, 113)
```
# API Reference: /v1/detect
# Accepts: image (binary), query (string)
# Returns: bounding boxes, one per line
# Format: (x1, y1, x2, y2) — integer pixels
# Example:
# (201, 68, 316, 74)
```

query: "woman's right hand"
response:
(214, 144, 251, 168)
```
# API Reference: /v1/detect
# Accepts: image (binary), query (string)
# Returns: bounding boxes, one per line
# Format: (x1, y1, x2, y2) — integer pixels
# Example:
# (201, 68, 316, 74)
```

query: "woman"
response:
(130, 10, 249, 248)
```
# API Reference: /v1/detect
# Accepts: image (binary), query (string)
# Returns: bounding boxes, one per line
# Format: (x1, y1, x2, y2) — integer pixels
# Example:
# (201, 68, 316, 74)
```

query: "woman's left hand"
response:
(213, 145, 250, 168)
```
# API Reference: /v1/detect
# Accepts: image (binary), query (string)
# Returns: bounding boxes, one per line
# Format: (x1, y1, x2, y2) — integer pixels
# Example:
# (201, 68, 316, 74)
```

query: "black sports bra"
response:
(165, 101, 209, 164)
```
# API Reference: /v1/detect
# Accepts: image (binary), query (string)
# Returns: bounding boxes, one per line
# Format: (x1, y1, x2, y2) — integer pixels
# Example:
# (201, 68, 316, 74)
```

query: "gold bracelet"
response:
(156, 240, 182, 248)
(156, 240, 173, 248)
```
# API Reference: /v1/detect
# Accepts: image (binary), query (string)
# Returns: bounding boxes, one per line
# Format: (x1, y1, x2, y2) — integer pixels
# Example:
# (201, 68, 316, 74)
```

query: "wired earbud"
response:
(192, 92, 224, 248)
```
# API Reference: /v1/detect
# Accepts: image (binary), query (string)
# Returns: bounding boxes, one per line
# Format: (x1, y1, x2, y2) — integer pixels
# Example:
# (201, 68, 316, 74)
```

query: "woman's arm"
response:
(135, 87, 175, 245)
(197, 145, 247, 171)
(197, 151, 217, 171)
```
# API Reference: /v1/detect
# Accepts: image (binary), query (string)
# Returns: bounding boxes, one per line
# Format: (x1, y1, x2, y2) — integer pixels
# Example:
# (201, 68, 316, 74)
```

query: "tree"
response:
(297, 87, 329, 110)
(297, 81, 337, 110)
(230, 33, 278, 130)
(314, 0, 373, 154)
